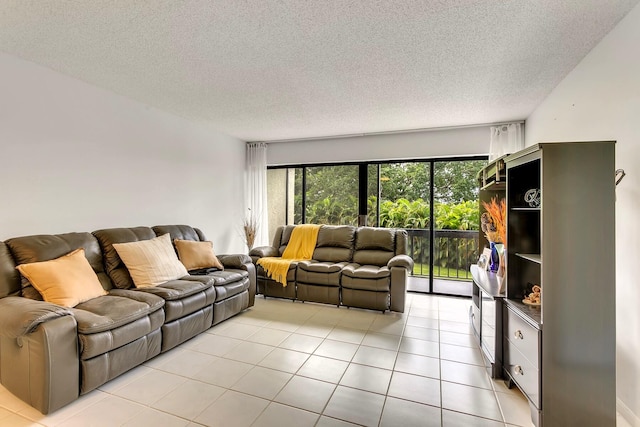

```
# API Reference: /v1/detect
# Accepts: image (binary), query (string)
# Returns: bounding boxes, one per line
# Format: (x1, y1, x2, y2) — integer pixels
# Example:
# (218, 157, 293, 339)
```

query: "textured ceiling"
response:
(0, 1, 638, 142)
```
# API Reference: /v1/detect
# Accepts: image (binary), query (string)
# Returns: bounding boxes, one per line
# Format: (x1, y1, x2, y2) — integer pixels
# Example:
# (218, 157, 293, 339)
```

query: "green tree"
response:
(434, 160, 486, 203)
(379, 163, 430, 201)
(294, 165, 359, 224)
(376, 160, 485, 205)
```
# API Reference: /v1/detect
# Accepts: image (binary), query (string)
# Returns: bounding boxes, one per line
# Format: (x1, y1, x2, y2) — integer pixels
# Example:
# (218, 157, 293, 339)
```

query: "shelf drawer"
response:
(505, 306, 540, 368)
(505, 341, 540, 409)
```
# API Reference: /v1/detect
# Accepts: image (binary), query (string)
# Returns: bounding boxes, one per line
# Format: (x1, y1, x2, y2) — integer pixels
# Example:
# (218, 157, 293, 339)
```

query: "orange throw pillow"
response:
(16, 248, 107, 308)
(174, 239, 224, 271)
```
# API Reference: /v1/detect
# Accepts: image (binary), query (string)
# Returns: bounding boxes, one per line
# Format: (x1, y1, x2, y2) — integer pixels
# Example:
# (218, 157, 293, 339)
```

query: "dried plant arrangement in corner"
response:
(243, 209, 258, 251)
(481, 196, 507, 245)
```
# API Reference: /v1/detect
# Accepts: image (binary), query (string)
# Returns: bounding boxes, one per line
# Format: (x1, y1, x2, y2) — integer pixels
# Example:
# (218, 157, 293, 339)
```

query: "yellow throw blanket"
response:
(257, 224, 321, 287)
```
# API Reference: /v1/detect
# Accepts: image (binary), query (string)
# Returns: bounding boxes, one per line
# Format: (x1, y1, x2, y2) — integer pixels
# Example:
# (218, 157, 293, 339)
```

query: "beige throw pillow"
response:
(113, 233, 188, 288)
(16, 248, 107, 308)
(174, 239, 224, 271)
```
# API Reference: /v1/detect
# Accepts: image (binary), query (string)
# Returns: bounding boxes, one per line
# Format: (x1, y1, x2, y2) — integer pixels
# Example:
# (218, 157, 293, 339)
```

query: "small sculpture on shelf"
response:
(524, 188, 541, 207)
(523, 284, 541, 306)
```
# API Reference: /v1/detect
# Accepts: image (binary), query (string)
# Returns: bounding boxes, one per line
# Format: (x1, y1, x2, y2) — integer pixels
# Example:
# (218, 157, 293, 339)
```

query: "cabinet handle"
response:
(514, 330, 524, 340)
(514, 365, 524, 375)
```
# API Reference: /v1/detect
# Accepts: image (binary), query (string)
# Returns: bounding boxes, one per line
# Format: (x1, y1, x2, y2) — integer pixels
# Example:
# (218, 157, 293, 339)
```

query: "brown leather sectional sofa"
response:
(0, 224, 255, 414)
(250, 225, 413, 313)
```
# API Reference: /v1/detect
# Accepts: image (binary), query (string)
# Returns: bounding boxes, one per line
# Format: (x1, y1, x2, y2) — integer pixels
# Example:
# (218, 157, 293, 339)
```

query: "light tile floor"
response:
(0, 293, 629, 426)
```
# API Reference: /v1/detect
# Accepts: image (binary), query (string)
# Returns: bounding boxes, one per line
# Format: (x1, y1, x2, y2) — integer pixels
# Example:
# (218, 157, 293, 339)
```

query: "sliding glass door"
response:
(266, 157, 485, 296)
(432, 160, 485, 295)
(376, 163, 432, 292)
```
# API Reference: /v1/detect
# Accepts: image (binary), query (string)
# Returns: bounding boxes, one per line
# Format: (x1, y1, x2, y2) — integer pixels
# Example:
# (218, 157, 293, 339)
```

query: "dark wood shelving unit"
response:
(503, 142, 616, 427)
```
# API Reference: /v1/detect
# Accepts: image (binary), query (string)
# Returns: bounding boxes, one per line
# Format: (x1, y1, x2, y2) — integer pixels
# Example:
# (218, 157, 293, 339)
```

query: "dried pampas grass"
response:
(481, 196, 506, 245)
(243, 211, 258, 250)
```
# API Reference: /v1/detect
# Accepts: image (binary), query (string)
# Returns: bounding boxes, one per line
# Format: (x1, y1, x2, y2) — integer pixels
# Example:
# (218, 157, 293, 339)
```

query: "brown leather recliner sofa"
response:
(0, 224, 255, 414)
(249, 225, 413, 313)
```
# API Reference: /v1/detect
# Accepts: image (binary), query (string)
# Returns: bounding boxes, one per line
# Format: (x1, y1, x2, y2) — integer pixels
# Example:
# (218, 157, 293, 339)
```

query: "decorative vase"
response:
(489, 242, 500, 272)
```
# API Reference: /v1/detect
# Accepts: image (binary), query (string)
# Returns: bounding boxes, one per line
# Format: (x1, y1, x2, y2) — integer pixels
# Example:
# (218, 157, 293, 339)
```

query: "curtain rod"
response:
(248, 120, 525, 144)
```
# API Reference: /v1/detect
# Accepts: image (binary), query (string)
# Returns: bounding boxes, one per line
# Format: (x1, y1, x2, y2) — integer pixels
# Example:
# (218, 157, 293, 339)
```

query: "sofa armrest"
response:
(388, 254, 414, 271)
(217, 254, 256, 307)
(388, 255, 413, 313)
(249, 246, 278, 258)
(0, 297, 73, 338)
(0, 297, 80, 414)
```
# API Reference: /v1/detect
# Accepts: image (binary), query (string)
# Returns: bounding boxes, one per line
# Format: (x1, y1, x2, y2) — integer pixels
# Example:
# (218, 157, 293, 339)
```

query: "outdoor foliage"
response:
(434, 200, 479, 230)
(304, 195, 358, 225)
(298, 196, 479, 231)
(378, 198, 430, 228)
(376, 198, 479, 230)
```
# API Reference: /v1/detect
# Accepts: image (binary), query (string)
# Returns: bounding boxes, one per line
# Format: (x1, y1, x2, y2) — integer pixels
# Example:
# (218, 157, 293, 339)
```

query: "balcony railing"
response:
(405, 228, 479, 281)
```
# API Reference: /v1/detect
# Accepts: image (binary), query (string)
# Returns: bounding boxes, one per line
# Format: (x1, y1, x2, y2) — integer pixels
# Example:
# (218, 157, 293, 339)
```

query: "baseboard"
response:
(618, 398, 640, 427)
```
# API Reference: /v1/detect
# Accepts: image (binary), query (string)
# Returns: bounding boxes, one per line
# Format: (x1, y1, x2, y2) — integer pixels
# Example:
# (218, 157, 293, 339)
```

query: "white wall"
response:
(267, 125, 491, 165)
(525, 3, 640, 423)
(0, 53, 247, 253)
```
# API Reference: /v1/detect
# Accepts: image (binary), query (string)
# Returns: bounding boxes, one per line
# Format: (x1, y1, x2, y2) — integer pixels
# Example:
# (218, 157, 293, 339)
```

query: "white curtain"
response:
(489, 123, 524, 160)
(245, 142, 269, 248)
